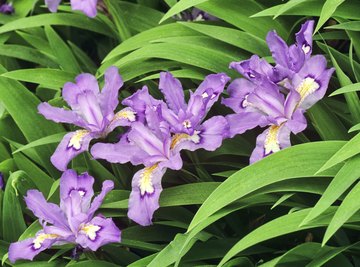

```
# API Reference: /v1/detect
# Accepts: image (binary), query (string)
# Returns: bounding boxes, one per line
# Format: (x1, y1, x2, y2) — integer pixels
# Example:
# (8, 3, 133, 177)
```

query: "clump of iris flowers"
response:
(91, 72, 230, 226)
(8, 170, 121, 263)
(222, 20, 335, 163)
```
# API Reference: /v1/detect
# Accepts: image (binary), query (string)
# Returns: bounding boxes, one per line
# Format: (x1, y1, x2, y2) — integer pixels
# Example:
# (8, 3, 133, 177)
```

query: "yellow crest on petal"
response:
(264, 125, 281, 155)
(68, 130, 90, 150)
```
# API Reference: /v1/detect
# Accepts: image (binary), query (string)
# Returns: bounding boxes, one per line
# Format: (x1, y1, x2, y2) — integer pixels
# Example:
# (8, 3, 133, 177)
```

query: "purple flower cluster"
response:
(91, 72, 230, 225)
(45, 0, 98, 18)
(9, 170, 120, 263)
(222, 20, 334, 163)
(0, 1, 14, 14)
(9, 20, 335, 263)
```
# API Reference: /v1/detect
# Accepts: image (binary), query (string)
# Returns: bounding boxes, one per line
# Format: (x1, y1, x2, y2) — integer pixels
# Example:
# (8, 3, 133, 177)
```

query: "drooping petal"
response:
(286, 109, 307, 134)
(193, 73, 230, 112)
(128, 166, 166, 226)
(296, 20, 314, 57)
(8, 231, 59, 263)
(76, 216, 121, 251)
(70, 0, 98, 18)
(249, 125, 291, 164)
(25, 190, 68, 229)
(51, 131, 93, 171)
(59, 170, 95, 212)
(106, 107, 137, 134)
(38, 102, 85, 128)
(225, 112, 266, 138)
(159, 72, 186, 113)
(99, 66, 124, 119)
(87, 180, 114, 219)
(45, 0, 61, 12)
(91, 134, 143, 165)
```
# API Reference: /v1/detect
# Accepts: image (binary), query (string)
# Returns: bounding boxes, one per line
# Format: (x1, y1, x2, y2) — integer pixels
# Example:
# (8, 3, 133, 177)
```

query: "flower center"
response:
(264, 125, 281, 156)
(296, 77, 320, 103)
(170, 131, 200, 149)
(113, 108, 136, 122)
(81, 224, 101, 241)
(68, 130, 90, 150)
(33, 234, 59, 250)
(138, 164, 158, 196)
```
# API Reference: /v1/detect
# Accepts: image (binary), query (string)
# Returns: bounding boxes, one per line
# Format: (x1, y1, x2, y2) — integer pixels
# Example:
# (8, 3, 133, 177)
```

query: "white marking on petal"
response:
(81, 224, 101, 241)
(183, 120, 192, 129)
(202, 92, 209, 98)
(190, 131, 201, 144)
(241, 94, 250, 108)
(138, 165, 158, 196)
(302, 44, 311, 54)
(296, 77, 320, 104)
(68, 130, 90, 150)
(33, 234, 59, 250)
(78, 190, 85, 197)
(264, 125, 281, 155)
(170, 131, 201, 149)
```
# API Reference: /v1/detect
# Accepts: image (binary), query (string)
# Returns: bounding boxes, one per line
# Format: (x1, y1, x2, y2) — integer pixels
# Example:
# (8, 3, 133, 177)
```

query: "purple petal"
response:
(296, 20, 314, 57)
(59, 170, 95, 212)
(45, 0, 61, 12)
(0, 3, 14, 14)
(128, 167, 166, 226)
(250, 125, 291, 164)
(87, 180, 114, 219)
(38, 102, 85, 127)
(76, 216, 121, 251)
(106, 107, 137, 134)
(91, 134, 143, 165)
(194, 73, 230, 112)
(76, 91, 104, 131)
(25, 190, 68, 229)
(51, 131, 93, 171)
(286, 109, 307, 134)
(159, 72, 186, 113)
(226, 113, 266, 138)
(8, 232, 59, 263)
(70, 0, 98, 18)
(99, 66, 123, 119)
(62, 73, 99, 108)
(266, 31, 289, 68)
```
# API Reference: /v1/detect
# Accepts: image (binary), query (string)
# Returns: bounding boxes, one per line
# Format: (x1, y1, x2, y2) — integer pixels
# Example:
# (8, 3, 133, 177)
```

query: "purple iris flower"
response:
(8, 170, 121, 263)
(91, 72, 230, 226)
(0, 172, 3, 190)
(223, 20, 334, 163)
(45, 0, 98, 18)
(0, 1, 14, 14)
(179, 8, 218, 21)
(38, 66, 136, 171)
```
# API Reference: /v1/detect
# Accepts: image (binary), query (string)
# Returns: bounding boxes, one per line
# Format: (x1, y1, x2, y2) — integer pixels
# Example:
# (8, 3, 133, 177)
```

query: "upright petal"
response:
(8, 231, 59, 263)
(76, 216, 121, 251)
(76, 91, 104, 131)
(38, 102, 85, 128)
(60, 170, 95, 212)
(51, 131, 93, 171)
(45, 0, 61, 12)
(266, 31, 289, 68)
(70, 0, 98, 18)
(250, 125, 291, 164)
(194, 73, 230, 112)
(87, 180, 114, 219)
(128, 166, 166, 226)
(25, 190, 68, 228)
(159, 72, 186, 113)
(99, 66, 124, 119)
(296, 20, 314, 57)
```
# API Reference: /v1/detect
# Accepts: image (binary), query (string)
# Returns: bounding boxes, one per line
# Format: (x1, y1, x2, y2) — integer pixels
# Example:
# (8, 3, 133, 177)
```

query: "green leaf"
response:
(301, 154, 360, 226)
(330, 82, 360, 96)
(273, 0, 310, 19)
(322, 181, 360, 245)
(160, 0, 209, 23)
(2, 171, 27, 242)
(314, 0, 345, 33)
(1, 69, 76, 90)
